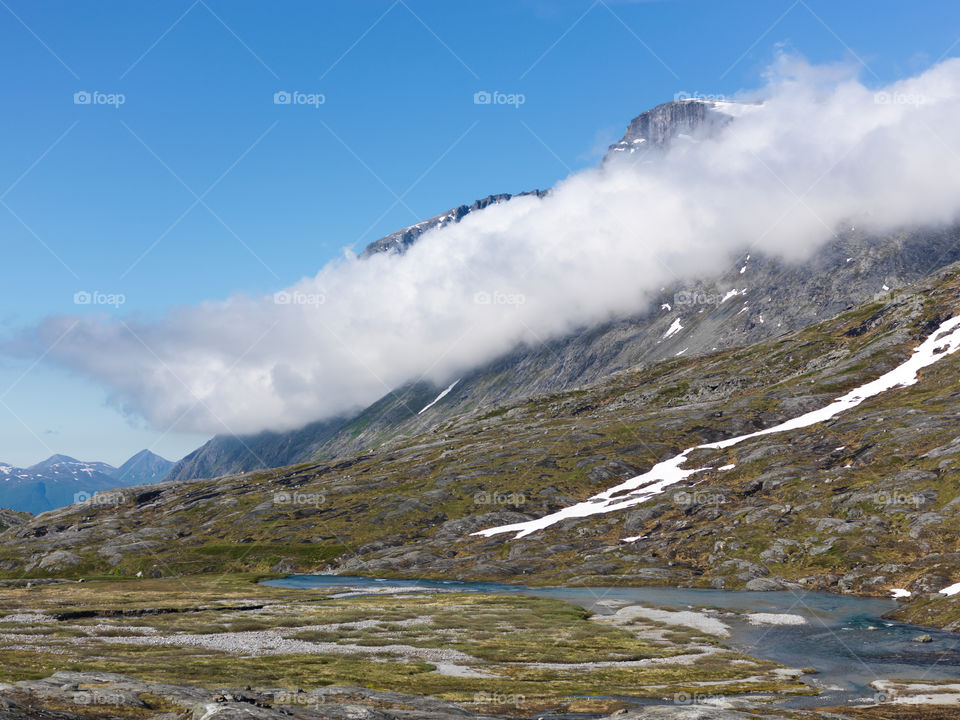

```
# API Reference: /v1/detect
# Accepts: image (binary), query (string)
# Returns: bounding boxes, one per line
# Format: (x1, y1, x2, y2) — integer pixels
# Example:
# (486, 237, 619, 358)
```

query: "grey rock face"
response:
(605, 98, 742, 159)
(0, 674, 502, 720)
(359, 191, 547, 259)
(36, 550, 80, 571)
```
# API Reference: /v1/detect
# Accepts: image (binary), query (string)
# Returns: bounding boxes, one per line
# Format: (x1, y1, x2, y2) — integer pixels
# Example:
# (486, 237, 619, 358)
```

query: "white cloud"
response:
(10, 55, 960, 436)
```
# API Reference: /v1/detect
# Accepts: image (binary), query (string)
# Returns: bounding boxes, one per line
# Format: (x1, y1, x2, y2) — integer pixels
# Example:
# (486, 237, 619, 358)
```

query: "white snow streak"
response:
(939, 582, 960, 596)
(663, 318, 684, 339)
(418, 379, 460, 415)
(474, 316, 960, 540)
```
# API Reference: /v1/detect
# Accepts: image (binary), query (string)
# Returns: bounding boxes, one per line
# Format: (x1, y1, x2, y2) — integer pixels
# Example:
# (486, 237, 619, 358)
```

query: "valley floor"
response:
(0, 575, 958, 719)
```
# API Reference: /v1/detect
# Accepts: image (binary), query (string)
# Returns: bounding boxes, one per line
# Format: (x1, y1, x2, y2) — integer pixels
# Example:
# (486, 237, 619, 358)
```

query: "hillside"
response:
(8, 261, 960, 629)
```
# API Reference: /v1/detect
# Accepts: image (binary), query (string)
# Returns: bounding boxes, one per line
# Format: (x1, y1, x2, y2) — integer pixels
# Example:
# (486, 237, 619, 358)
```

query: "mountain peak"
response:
(605, 98, 760, 160)
(116, 449, 173, 485)
(124, 449, 165, 463)
(28, 453, 81, 470)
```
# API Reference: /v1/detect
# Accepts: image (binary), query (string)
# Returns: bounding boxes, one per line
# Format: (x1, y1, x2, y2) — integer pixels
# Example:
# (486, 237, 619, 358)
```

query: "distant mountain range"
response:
(0, 450, 173, 514)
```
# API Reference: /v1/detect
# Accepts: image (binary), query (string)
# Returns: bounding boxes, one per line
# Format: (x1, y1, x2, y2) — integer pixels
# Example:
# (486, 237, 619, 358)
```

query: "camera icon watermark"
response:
(74, 291, 126, 308)
(273, 290, 325, 307)
(74, 90, 125, 108)
(274, 90, 325, 108)
(473, 90, 525, 108)
(872, 690, 898, 704)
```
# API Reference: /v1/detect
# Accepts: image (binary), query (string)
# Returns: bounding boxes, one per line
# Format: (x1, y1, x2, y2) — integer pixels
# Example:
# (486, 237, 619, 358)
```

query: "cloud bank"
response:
(12, 55, 960, 436)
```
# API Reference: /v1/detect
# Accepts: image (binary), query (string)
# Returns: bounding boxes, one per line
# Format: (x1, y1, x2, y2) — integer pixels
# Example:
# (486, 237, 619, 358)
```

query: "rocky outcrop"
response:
(359, 191, 548, 259)
(605, 98, 741, 158)
(0, 673, 502, 720)
(0, 672, 875, 720)
(0, 508, 30, 532)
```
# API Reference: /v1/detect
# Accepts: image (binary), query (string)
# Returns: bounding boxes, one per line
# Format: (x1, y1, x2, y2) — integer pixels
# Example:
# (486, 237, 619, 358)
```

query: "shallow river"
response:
(265, 575, 960, 710)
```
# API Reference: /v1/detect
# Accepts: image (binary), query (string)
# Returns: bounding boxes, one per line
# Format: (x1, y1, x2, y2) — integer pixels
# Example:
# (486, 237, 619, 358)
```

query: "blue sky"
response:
(0, 0, 958, 467)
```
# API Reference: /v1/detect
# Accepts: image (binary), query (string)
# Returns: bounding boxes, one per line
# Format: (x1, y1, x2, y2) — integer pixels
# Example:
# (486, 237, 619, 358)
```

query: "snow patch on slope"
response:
(663, 318, 684, 339)
(418, 379, 461, 415)
(474, 316, 960, 540)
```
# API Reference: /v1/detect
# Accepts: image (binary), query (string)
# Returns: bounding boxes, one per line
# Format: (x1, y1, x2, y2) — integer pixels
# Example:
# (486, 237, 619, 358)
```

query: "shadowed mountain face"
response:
(114, 450, 174, 486)
(0, 450, 172, 514)
(163, 99, 960, 485)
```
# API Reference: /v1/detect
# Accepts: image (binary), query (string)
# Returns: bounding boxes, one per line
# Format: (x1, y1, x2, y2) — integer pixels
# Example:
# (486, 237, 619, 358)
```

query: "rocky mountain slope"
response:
(0, 450, 172, 514)
(8, 262, 960, 630)
(165, 98, 960, 485)
(605, 97, 750, 158)
(0, 508, 29, 532)
(359, 190, 548, 259)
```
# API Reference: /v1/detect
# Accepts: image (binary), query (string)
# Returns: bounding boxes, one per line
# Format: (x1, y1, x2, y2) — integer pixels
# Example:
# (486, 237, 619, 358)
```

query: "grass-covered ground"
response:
(0, 574, 808, 716)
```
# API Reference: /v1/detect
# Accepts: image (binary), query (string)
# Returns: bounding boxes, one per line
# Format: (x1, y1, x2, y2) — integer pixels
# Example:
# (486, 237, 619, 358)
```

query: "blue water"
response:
(265, 575, 960, 709)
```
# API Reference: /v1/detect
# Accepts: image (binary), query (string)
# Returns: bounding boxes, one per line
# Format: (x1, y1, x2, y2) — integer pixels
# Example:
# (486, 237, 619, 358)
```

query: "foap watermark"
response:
(74, 290, 126, 308)
(274, 90, 325, 108)
(474, 490, 525, 507)
(73, 690, 129, 706)
(473, 290, 525, 307)
(674, 91, 728, 102)
(874, 91, 926, 107)
(74, 490, 127, 508)
(274, 691, 327, 709)
(673, 490, 726, 508)
(473, 90, 525, 108)
(873, 490, 924, 508)
(674, 289, 723, 307)
(273, 491, 326, 507)
(74, 90, 125, 108)
(473, 691, 525, 707)
(274, 290, 325, 307)
(674, 692, 722, 706)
